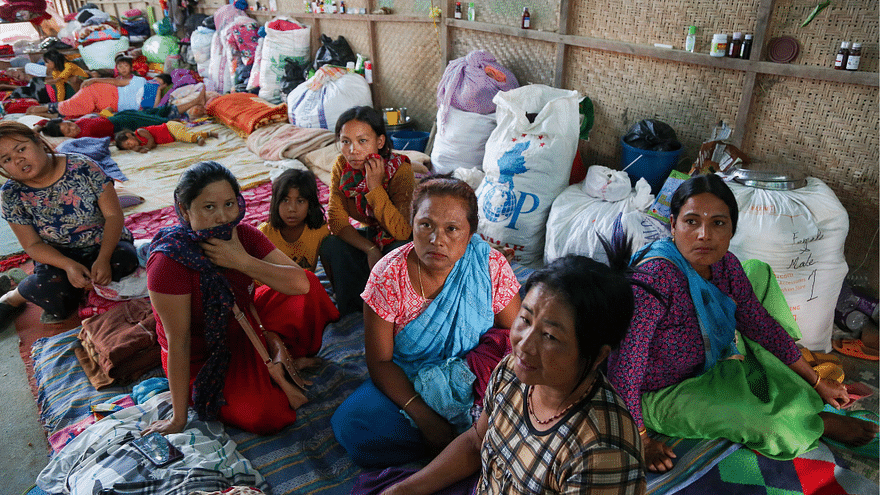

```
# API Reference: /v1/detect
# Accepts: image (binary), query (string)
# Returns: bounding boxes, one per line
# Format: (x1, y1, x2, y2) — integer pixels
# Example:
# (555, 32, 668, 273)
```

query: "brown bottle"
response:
(845, 43, 861, 71)
(454, 2, 462, 19)
(521, 7, 530, 29)
(834, 41, 850, 70)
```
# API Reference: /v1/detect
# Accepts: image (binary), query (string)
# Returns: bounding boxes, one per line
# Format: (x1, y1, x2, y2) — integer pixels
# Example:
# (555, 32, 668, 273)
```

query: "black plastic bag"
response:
(281, 58, 309, 98)
(202, 15, 215, 31)
(234, 63, 252, 92)
(623, 119, 681, 151)
(184, 13, 208, 37)
(313, 34, 356, 71)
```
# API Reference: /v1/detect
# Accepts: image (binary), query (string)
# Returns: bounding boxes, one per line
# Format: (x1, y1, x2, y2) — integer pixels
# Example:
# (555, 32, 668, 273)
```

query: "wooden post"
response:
(553, 0, 570, 88)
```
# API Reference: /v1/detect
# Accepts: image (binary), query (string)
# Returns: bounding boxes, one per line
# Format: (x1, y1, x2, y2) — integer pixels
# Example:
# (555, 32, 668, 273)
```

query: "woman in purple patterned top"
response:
(0, 121, 137, 326)
(607, 174, 877, 473)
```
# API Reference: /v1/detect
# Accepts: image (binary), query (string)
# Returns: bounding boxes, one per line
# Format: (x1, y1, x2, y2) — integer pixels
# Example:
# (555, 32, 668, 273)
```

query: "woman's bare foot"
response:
(821, 412, 879, 446)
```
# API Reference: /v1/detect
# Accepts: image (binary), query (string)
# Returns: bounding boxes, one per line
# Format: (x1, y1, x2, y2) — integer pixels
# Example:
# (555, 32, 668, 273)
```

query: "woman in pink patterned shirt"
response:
(332, 177, 522, 468)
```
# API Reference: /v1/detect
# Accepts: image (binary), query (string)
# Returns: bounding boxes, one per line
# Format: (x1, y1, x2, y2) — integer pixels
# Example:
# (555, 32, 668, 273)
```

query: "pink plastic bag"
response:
(436, 50, 518, 123)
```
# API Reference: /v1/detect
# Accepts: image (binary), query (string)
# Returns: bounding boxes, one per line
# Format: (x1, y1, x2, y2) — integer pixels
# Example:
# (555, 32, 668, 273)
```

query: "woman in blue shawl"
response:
(332, 177, 522, 467)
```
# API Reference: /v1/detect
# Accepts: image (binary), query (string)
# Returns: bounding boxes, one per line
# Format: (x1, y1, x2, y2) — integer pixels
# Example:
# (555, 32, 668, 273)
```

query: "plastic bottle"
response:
(340, 0, 345, 13)
(740, 34, 753, 59)
(728, 32, 742, 58)
(710, 33, 728, 57)
(364, 60, 373, 84)
(685, 26, 696, 52)
(331, 0, 337, 13)
(845, 42, 861, 71)
(521, 7, 530, 29)
(467, 2, 475, 21)
(454, 2, 462, 19)
(834, 41, 850, 69)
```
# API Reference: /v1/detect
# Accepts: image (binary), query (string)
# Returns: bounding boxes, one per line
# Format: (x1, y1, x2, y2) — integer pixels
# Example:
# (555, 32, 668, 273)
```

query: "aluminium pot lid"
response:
(730, 167, 807, 190)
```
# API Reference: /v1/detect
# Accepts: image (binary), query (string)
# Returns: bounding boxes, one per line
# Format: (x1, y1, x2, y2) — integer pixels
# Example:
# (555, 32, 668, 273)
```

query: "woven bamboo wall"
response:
(450, 29, 556, 86)
(743, 75, 879, 284)
(564, 47, 744, 171)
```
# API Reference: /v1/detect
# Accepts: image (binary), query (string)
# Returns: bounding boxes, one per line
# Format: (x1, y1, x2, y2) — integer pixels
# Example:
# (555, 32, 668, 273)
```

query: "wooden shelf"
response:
(446, 18, 878, 87)
(249, 10, 434, 23)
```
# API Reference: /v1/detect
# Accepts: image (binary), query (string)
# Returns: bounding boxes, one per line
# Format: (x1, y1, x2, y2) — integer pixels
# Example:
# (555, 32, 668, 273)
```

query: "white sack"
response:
(545, 168, 666, 265)
(475, 85, 580, 267)
(431, 107, 496, 174)
(287, 73, 372, 129)
(728, 177, 849, 352)
(258, 18, 310, 103)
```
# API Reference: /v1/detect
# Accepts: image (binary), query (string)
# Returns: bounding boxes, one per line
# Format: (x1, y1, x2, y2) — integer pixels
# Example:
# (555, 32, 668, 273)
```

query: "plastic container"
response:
(620, 138, 683, 194)
(710, 33, 728, 57)
(391, 130, 430, 152)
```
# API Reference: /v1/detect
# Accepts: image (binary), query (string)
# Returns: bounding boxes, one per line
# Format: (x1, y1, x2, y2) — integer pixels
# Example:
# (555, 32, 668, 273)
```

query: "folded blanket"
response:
(246, 122, 336, 161)
(206, 92, 287, 137)
(78, 298, 160, 387)
(57, 137, 127, 181)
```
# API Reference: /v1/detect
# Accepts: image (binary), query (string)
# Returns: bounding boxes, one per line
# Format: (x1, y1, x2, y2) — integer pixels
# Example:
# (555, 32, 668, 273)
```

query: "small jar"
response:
(710, 33, 728, 57)
(845, 43, 861, 71)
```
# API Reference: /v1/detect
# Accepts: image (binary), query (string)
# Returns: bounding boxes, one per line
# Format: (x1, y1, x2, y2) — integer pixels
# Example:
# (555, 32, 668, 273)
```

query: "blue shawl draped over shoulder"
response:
(634, 238, 738, 373)
(393, 234, 494, 430)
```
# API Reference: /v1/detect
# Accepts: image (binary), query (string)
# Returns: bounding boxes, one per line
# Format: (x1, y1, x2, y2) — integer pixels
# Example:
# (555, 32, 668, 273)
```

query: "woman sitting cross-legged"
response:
(142, 161, 339, 436)
(607, 173, 878, 473)
(332, 177, 522, 468)
(377, 254, 646, 495)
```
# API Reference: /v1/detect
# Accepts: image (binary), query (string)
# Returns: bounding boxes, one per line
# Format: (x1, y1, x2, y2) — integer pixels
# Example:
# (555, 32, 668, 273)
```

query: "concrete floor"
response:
(0, 319, 50, 495)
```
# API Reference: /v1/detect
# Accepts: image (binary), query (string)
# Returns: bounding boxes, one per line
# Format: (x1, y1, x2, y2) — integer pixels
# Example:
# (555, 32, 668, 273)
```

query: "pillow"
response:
(115, 183, 145, 209)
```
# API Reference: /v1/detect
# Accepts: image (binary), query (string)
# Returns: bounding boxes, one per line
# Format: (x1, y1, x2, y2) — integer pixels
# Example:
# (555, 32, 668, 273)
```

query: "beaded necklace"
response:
(528, 375, 595, 425)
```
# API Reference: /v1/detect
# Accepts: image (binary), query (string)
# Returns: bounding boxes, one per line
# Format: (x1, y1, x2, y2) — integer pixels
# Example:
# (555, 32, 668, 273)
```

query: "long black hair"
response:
(269, 168, 325, 230)
(334, 106, 392, 159)
(41, 118, 65, 137)
(42, 49, 67, 72)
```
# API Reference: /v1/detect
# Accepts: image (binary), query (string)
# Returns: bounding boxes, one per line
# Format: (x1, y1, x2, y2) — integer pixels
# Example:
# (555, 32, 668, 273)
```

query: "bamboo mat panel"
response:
(375, 21, 442, 131)
(564, 46, 744, 169)
(450, 29, 557, 87)
(766, 0, 878, 72)
(742, 74, 879, 283)
(568, 0, 760, 51)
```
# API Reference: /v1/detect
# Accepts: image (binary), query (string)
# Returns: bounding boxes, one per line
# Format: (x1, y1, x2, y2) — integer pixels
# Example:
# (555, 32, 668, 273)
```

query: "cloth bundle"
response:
(75, 297, 161, 389)
(436, 50, 518, 125)
(207, 92, 288, 137)
(245, 121, 336, 161)
(121, 9, 150, 41)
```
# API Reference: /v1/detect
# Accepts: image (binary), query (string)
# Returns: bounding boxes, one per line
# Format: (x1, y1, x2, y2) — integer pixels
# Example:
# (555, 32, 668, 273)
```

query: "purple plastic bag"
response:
(436, 50, 518, 123)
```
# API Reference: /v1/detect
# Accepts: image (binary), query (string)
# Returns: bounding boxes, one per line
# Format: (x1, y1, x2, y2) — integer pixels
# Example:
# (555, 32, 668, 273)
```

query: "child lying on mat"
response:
(113, 121, 218, 153)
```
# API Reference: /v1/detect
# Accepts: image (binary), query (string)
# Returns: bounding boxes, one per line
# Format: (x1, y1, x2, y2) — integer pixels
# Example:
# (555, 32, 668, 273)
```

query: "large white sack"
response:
(258, 18, 310, 103)
(247, 37, 264, 91)
(475, 85, 580, 267)
(79, 38, 130, 70)
(728, 177, 849, 352)
(545, 166, 667, 265)
(431, 107, 496, 174)
(287, 72, 372, 129)
(191, 26, 215, 78)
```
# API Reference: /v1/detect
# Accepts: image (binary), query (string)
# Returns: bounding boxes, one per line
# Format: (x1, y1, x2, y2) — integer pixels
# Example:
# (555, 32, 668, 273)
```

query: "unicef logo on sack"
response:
(479, 141, 539, 229)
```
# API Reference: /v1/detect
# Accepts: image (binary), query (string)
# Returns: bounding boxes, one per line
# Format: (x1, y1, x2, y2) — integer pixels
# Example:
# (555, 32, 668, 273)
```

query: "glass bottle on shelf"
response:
(845, 43, 861, 71)
(834, 41, 850, 69)
(454, 2, 462, 19)
(521, 8, 530, 29)
(740, 34, 753, 59)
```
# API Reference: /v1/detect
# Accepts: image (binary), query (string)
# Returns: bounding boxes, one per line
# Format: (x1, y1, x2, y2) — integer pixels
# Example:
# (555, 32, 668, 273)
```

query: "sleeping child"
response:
(113, 121, 218, 153)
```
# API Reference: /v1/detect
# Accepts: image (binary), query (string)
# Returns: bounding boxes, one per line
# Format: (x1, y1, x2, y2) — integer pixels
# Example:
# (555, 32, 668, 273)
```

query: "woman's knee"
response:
(110, 241, 139, 281)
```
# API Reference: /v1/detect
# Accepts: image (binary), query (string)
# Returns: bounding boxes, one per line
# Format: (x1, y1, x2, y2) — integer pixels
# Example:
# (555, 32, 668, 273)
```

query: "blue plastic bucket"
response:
(620, 138, 684, 194)
(390, 130, 430, 153)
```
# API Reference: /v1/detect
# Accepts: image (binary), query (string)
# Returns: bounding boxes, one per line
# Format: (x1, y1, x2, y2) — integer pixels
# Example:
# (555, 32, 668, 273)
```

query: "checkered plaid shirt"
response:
(478, 355, 646, 494)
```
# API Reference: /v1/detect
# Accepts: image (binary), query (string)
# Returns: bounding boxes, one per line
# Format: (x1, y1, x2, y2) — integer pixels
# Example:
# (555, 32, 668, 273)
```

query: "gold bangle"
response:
(812, 373, 822, 389)
(403, 393, 420, 411)
(368, 245, 379, 252)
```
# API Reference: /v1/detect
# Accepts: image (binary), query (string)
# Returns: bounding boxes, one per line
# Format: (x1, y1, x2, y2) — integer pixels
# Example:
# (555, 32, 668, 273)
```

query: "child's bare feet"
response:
(197, 136, 206, 146)
(821, 412, 879, 446)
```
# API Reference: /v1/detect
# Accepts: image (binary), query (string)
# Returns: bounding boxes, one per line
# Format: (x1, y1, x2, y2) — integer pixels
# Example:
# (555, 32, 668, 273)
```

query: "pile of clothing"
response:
(121, 9, 151, 42)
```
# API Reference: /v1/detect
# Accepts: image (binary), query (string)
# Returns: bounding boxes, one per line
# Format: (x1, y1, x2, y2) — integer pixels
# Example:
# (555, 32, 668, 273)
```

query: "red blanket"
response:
(206, 92, 288, 137)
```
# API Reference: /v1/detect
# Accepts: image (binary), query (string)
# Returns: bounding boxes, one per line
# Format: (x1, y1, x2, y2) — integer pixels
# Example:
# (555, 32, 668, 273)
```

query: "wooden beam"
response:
(446, 18, 878, 87)
(553, 0, 570, 88)
(366, 0, 379, 106)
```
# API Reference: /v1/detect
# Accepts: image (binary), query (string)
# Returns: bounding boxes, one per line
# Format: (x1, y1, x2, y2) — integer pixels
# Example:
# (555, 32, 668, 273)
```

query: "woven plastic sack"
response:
(436, 50, 518, 124)
(728, 177, 849, 352)
(475, 85, 579, 267)
(258, 17, 310, 103)
(287, 69, 372, 129)
(79, 37, 130, 70)
(544, 167, 666, 265)
(431, 107, 496, 174)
